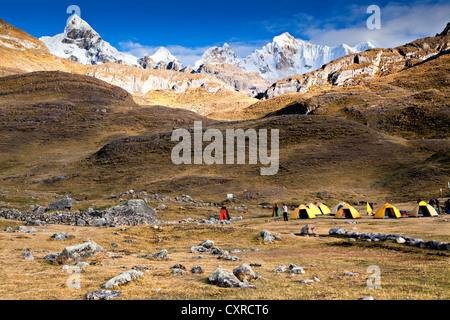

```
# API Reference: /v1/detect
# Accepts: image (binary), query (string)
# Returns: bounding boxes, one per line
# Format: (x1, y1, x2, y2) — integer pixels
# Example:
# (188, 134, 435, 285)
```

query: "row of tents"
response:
(288, 201, 439, 220)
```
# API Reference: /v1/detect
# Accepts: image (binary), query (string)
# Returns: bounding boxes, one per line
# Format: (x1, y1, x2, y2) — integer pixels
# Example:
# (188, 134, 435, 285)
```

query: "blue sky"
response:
(2, 0, 449, 65)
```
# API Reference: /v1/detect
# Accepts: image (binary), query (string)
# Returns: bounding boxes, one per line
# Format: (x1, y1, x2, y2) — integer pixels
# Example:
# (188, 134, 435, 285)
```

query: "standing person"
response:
(445, 199, 450, 214)
(282, 204, 288, 221)
(435, 199, 440, 214)
(272, 204, 280, 218)
(429, 198, 435, 208)
(219, 207, 229, 221)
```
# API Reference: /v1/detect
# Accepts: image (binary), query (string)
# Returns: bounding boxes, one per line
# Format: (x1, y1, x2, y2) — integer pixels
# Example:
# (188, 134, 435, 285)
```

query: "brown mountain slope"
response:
(0, 19, 83, 76)
(0, 71, 215, 190)
(6, 113, 444, 203)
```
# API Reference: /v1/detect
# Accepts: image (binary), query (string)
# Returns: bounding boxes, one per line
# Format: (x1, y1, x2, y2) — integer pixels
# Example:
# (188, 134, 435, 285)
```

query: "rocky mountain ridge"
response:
(263, 29, 450, 99)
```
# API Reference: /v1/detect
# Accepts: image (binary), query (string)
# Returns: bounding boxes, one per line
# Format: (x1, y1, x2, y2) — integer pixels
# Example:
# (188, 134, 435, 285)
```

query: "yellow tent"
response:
(317, 203, 331, 215)
(367, 202, 373, 215)
(290, 205, 317, 219)
(330, 202, 346, 216)
(306, 203, 322, 216)
(334, 204, 361, 219)
(373, 203, 401, 219)
(410, 201, 438, 217)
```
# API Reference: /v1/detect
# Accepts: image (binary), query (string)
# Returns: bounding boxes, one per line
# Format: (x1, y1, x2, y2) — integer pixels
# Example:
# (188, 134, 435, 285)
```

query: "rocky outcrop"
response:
(0, 200, 158, 227)
(195, 63, 270, 97)
(263, 31, 450, 99)
(46, 198, 73, 212)
(139, 54, 157, 69)
(84, 63, 236, 95)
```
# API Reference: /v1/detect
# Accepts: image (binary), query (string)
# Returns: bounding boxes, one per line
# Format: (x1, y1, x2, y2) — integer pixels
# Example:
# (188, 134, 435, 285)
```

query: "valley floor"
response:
(0, 205, 448, 300)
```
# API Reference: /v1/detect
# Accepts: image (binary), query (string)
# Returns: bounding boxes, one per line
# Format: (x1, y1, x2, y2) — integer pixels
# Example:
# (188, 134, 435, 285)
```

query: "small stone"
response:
(23, 252, 34, 260)
(191, 266, 204, 274)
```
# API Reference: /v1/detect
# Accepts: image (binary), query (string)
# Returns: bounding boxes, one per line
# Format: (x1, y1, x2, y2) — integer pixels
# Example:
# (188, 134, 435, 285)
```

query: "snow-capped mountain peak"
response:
(151, 47, 178, 64)
(194, 43, 244, 70)
(40, 14, 140, 67)
(273, 32, 297, 46)
(242, 34, 376, 80)
(65, 14, 95, 34)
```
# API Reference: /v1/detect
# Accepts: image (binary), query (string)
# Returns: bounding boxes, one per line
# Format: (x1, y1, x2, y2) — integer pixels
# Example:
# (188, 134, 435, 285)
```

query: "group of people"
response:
(419, 197, 450, 214)
(272, 203, 289, 221)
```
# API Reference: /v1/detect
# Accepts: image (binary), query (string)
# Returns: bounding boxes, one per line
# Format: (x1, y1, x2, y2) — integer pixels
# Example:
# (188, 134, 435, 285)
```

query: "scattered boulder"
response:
(272, 265, 287, 273)
(190, 246, 211, 254)
(46, 198, 73, 212)
(261, 230, 275, 243)
(102, 270, 144, 289)
(51, 232, 74, 241)
(218, 251, 239, 261)
(208, 266, 242, 288)
(329, 227, 346, 235)
(233, 264, 256, 281)
(199, 240, 215, 249)
(297, 277, 320, 284)
(56, 241, 106, 265)
(191, 266, 204, 274)
(300, 224, 317, 237)
(27, 219, 46, 226)
(23, 252, 34, 260)
(170, 268, 184, 276)
(171, 264, 186, 270)
(86, 290, 122, 300)
(151, 249, 168, 259)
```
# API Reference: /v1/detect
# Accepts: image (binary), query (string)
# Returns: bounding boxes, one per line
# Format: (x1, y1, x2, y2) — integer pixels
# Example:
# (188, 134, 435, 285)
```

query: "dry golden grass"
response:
(0, 205, 448, 300)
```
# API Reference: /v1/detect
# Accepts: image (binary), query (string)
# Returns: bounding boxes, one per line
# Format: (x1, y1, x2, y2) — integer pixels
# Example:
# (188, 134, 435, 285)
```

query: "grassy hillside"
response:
(239, 54, 450, 139)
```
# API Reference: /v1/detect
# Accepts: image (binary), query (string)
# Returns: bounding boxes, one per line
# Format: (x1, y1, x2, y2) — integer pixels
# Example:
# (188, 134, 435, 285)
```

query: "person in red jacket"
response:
(219, 207, 230, 221)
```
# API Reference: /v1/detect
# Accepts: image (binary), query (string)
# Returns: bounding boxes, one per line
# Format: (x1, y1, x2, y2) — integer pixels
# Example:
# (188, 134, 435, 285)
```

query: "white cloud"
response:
(298, 1, 450, 48)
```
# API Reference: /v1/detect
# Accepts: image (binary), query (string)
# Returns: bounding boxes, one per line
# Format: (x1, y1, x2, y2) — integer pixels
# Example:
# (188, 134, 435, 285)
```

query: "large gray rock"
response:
(56, 241, 106, 265)
(233, 264, 256, 281)
(106, 199, 157, 225)
(102, 270, 144, 289)
(261, 230, 275, 243)
(86, 290, 122, 300)
(208, 266, 242, 288)
(199, 240, 215, 249)
(151, 249, 168, 259)
(46, 198, 73, 212)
